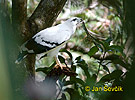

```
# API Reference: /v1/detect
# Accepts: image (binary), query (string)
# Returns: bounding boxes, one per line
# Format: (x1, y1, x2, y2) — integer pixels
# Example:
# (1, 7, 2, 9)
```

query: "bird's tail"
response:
(15, 51, 28, 64)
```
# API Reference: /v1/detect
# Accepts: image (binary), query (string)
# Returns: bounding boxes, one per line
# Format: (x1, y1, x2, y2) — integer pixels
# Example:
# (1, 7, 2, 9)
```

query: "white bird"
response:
(15, 17, 83, 68)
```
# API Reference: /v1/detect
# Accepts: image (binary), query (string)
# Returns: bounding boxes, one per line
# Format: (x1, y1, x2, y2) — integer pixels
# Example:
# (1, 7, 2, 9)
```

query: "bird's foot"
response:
(53, 64, 77, 76)
(57, 63, 64, 69)
(54, 56, 64, 69)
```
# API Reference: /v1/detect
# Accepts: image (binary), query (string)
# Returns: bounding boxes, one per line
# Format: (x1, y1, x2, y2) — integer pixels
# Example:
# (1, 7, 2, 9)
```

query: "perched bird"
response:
(15, 17, 83, 68)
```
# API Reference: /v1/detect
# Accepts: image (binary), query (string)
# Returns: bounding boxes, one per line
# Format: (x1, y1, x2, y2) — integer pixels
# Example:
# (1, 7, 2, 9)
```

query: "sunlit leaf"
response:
(36, 67, 49, 74)
(88, 46, 99, 57)
(36, 62, 56, 74)
(58, 93, 67, 100)
(102, 65, 110, 73)
(75, 56, 91, 80)
(110, 45, 124, 54)
(60, 49, 73, 60)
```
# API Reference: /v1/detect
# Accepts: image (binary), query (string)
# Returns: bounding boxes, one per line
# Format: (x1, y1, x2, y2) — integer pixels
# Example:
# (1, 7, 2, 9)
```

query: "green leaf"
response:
(76, 61, 91, 79)
(75, 56, 91, 80)
(36, 62, 56, 74)
(71, 65, 76, 72)
(36, 67, 49, 74)
(88, 46, 99, 57)
(102, 65, 110, 73)
(58, 55, 65, 64)
(60, 49, 73, 60)
(102, 41, 110, 51)
(96, 43, 104, 52)
(99, 0, 122, 17)
(78, 64, 90, 79)
(105, 37, 112, 43)
(97, 70, 123, 84)
(86, 74, 97, 86)
(75, 56, 81, 62)
(110, 45, 123, 54)
(64, 81, 75, 86)
(71, 77, 86, 86)
(112, 58, 129, 69)
(64, 88, 81, 100)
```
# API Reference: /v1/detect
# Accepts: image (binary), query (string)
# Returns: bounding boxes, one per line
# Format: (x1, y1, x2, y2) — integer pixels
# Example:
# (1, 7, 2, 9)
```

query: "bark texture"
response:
(6, 0, 67, 99)
(12, 0, 67, 76)
(28, 0, 67, 35)
(12, 0, 28, 41)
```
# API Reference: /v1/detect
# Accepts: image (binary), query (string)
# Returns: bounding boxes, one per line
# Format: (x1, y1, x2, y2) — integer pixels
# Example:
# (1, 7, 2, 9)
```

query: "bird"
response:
(15, 17, 83, 69)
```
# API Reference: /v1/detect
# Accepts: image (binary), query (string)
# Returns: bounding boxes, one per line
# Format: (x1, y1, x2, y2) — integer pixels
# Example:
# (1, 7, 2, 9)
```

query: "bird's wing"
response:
(22, 24, 72, 54)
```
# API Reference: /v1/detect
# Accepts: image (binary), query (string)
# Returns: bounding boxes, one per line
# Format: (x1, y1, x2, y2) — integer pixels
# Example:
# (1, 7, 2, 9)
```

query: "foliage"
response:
(1, 0, 135, 100)
(34, 0, 132, 100)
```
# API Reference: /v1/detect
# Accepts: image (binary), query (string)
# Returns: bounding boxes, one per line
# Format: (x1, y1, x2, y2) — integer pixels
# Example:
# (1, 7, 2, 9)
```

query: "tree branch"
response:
(65, 42, 121, 60)
(26, 0, 67, 76)
(28, 0, 67, 35)
(91, 54, 120, 60)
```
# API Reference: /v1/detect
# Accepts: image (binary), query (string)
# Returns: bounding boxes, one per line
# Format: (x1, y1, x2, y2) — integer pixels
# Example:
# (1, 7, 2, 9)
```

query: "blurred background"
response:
(0, 0, 135, 100)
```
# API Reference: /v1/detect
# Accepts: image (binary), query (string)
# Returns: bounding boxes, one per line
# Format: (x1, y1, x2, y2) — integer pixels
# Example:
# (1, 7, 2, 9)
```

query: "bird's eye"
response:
(71, 18, 77, 22)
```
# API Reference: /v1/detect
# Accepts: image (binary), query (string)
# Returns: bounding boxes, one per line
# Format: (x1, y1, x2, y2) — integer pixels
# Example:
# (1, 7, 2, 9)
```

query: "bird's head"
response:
(67, 17, 83, 26)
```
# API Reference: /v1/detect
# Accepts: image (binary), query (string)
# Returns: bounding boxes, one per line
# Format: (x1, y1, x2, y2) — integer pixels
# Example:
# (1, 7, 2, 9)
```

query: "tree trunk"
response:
(1, 1, 28, 100)
(12, 0, 67, 76)
(122, 0, 135, 99)
(0, 0, 67, 99)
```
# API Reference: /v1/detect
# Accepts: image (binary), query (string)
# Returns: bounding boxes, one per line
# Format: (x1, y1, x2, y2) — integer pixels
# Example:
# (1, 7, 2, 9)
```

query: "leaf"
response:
(58, 93, 67, 100)
(110, 45, 123, 54)
(112, 59, 129, 69)
(71, 65, 76, 72)
(102, 65, 110, 73)
(102, 41, 110, 52)
(64, 88, 81, 100)
(75, 56, 82, 63)
(75, 57, 91, 79)
(36, 62, 56, 74)
(105, 37, 112, 44)
(109, 45, 126, 57)
(86, 74, 97, 86)
(88, 46, 99, 57)
(97, 70, 123, 84)
(36, 67, 49, 74)
(96, 43, 104, 52)
(64, 81, 75, 86)
(58, 55, 65, 64)
(99, 0, 122, 17)
(77, 63, 90, 79)
(60, 49, 73, 60)
(71, 77, 86, 86)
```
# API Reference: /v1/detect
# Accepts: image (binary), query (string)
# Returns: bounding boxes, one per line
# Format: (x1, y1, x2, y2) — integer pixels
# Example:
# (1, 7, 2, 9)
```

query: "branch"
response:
(65, 42, 121, 60)
(65, 42, 90, 54)
(26, 0, 67, 76)
(28, 0, 67, 35)
(91, 54, 120, 60)
(87, 29, 106, 40)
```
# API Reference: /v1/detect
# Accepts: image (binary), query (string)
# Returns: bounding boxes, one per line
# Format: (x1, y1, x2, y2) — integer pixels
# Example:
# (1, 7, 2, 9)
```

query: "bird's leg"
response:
(54, 56, 63, 69)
